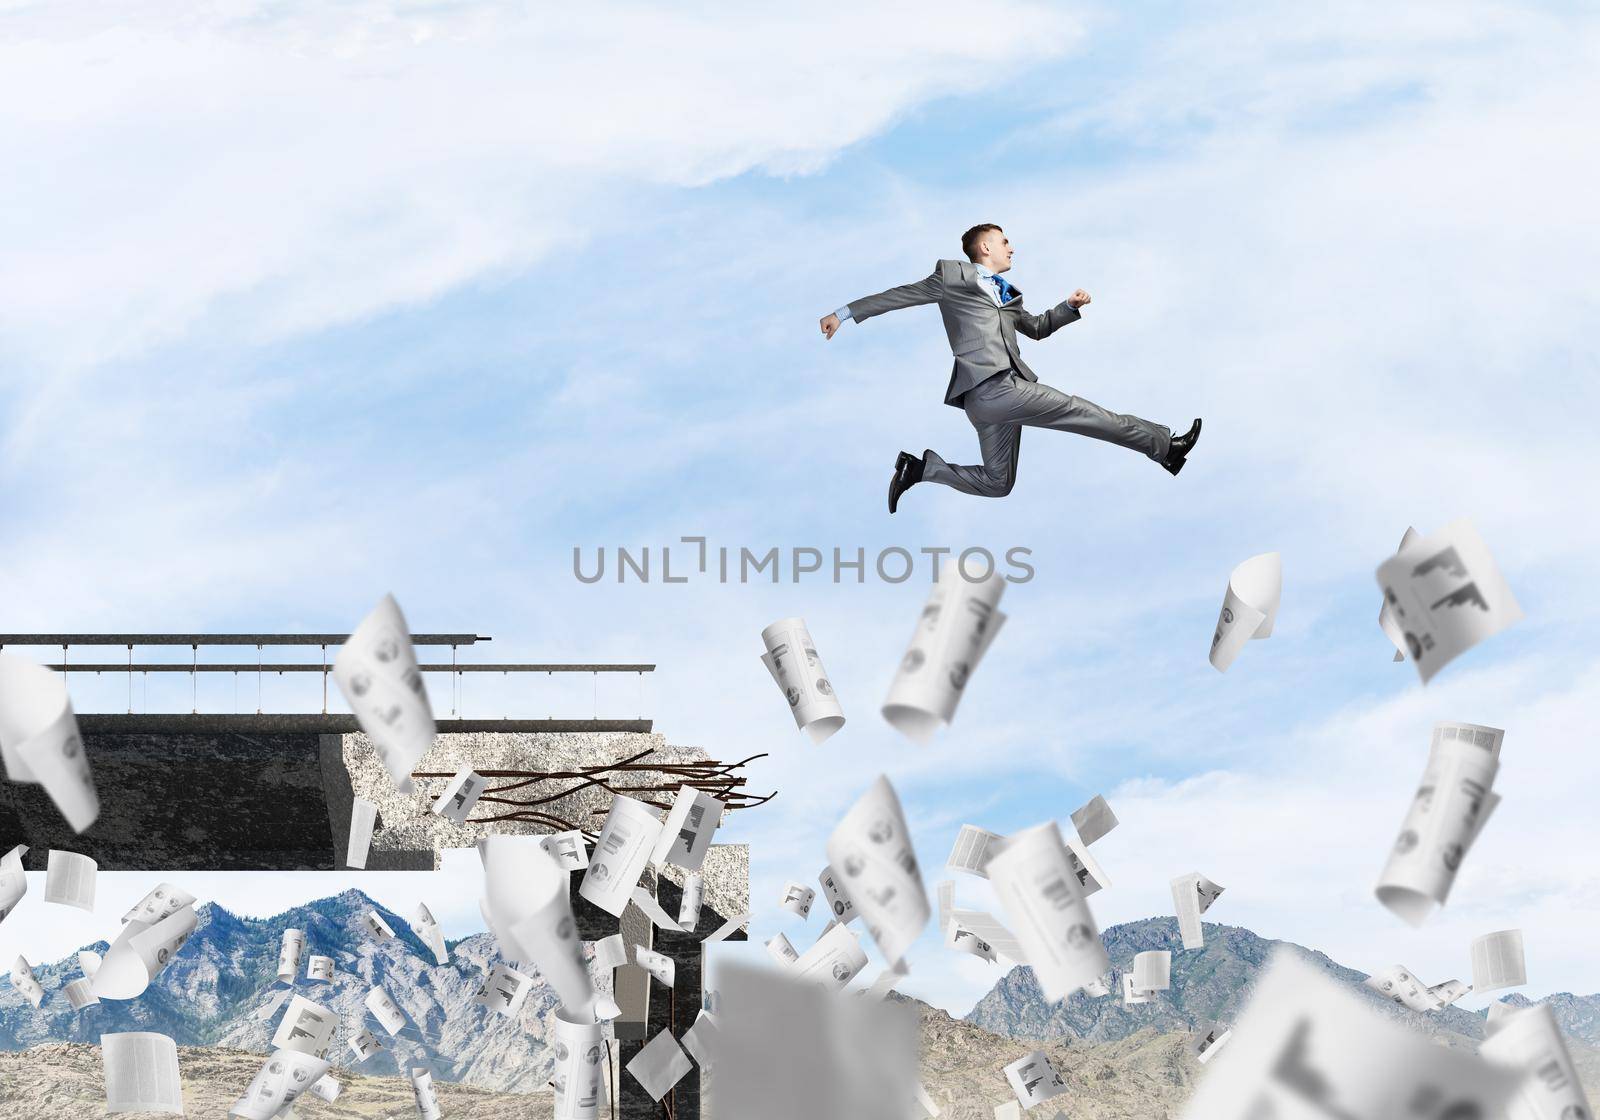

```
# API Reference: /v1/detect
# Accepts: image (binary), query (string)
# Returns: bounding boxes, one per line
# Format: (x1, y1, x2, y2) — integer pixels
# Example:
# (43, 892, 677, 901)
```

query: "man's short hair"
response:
(962, 223, 1003, 262)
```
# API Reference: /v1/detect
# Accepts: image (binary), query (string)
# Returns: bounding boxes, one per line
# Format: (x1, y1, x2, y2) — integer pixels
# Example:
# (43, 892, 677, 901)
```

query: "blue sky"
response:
(3, 1, 1600, 1016)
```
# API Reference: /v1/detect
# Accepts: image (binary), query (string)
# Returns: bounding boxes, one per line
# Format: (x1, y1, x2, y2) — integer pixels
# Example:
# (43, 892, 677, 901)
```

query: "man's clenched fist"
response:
(1067, 289, 1091, 309)
(819, 313, 841, 340)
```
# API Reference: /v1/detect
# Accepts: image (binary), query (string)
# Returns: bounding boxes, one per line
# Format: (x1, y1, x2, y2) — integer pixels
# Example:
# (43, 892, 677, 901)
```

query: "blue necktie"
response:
(991, 275, 1015, 304)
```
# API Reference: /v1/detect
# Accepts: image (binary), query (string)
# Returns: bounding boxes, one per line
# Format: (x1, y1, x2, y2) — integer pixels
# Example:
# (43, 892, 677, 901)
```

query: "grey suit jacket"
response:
(846, 258, 1082, 406)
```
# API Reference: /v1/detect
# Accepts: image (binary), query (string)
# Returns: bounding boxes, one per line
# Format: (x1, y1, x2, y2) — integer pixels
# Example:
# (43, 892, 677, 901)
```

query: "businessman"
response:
(821, 224, 1201, 512)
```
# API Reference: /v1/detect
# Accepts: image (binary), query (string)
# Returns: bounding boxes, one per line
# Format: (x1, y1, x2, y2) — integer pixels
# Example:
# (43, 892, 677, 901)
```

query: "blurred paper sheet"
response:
(882, 561, 1007, 743)
(1069, 794, 1119, 847)
(987, 822, 1108, 1002)
(1378, 527, 1422, 661)
(332, 594, 435, 794)
(482, 835, 597, 1019)
(791, 922, 868, 989)
(1480, 1002, 1593, 1120)
(825, 774, 929, 967)
(0, 655, 100, 832)
(0, 845, 26, 924)
(947, 824, 1005, 878)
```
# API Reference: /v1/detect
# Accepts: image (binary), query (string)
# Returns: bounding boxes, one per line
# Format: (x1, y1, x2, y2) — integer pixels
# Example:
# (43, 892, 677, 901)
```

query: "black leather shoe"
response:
(1161, 418, 1201, 476)
(888, 451, 924, 513)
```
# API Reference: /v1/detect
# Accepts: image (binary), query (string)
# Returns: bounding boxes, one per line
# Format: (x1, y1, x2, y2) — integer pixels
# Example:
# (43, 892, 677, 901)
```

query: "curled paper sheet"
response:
(1376, 721, 1502, 926)
(792, 922, 868, 989)
(540, 829, 590, 871)
(1122, 972, 1152, 1006)
(627, 1029, 694, 1101)
(364, 985, 407, 1037)
(1069, 794, 1120, 847)
(309, 1072, 341, 1102)
(44, 849, 97, 911)
(1364, 965, 1470, 1012)
(1378, 527, 1423, 661)
(578, 794, 663, 918)
(78, 950, 101, 979)
(635, 946, 676, 988)
(409, 1067, 442, 1120)
(1065, 834, 1111, 896)
(481, 835, 597, 1018)
(649, 785, 722, 871)
(332, 594, 435, 794)
(347, 1028, 383, 1063)
(1471, 929, 1527, 994)
(0, 654, 99, 832)
(780, 882, 815, 919)
(474, 961, 534, 1017)
(228, 1050, 331, 1119)
(278, 928, 305, 983)
(945, 921, 997, 962)
(678, 871, 704, 930)
(882, 562, 1007, 743)
(432, 767, 488, 823)
(414, 902, 449, 964)
(103, 1032, 184, 1115)
(346, 798, 377, 870)
(306, 955, 334, 982)
(0, 845, 28, 924)
(825, 774, 929, 968)
(1171, 872, 1225, 950)
(760, 617, 846, 744)
(1003, 1050, 1067, 1109)
(361, 910, 395, 941)
(1376, 518, 1523, 684)
(593, 933, 627, 972)
(765, 932, 799, 967)
(1480, 1002, 1594, 1120)
(818, 864, 858, 925)
(947, 824, 1005, 878)
(1209, 552, 1282, 672)
(1192, 1021, 1233, 1064)
(10, 956, 43, 1008)
(1132, 950, 1172, 993)
(272, 995, 338, 1057)
(551, 1010, 605, 1120)
(987, 822, 1108, 1003)
(65, 977, 98, 1010)
(93, 903, 197, 1000)
(948, 906, 1027, 968)
(1178, 950, 1518, 1120)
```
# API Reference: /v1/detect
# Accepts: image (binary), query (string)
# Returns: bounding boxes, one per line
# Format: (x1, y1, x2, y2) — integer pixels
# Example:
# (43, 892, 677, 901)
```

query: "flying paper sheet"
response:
(1471, 929, 1527, 993)
(65, 977, 98, 1010)
(540, 829, 590, 871)
(123, 883, 195, 926)
(0, 845, 28, 925)
(1064, 834, 1111, 896)
(347, 1028, 382, 1063)
(1209, 552, 1282, 672)
(627, 1028, 694, 1101)
(1479, 1002, 1594, 1120)
(1004, 1050, 1067, 1109)
(593, 933, 627, 972)
(626, 887, 681, 933)
(780, 882, 816, 918)
(550, 1010, 605, 1120)
(760, 617, 846, 743)
(362, 910, 395, 941)
(680, 1009, 719, 1069)
(309, 1073, 341, 1102)
(678, 871, 704, 930)
(0, 654, 100, 832)
(995, 1103, 1022, 1120)
(1378, 527, 1423, 660)
(791, 921, 869, 989)
(1069, 794, 1120, 847)
(93, 903, 197, 1000)
(578, 794, 663, 918)
(278, 928, 305, 982)
(1132, 950, 1172, 993)
(947, 824, 1006, 878)
(1192, 1021, 1233, 1064)
(705, 911, 750, 943)
(364, 985, 407, 1037)
(635, 946, 676, 988)
(948, 906, 1028, 968)
(1375, 519, 1523, 683)
(1171, 872, 1225, 950)
(272, 995, 338, 1057)
(819, 864, 858, 925)
(346, 798, 377, 869)
(306, 955, 334, 982)
(1376, 721, 1503, 926)
(10, 956, 43, 1008)
(649, 785, 722, 871)
(254, 989, 291, 1022)
(1122, 973, 1152, 1006)
(414, 903, 448, 964)
(766, 932, 799, 967)
(103, 1032, 184, 1115)
(432, 766, 488, 823)
(1178, 950, 1518, 1120)
(987, 821, 1108, 1003)
(228, 1049, 330, 1120)
(409, 1067, 442, 1120)
(1363, 965, 1470, 1012)
(946, 921, 997, 963)
(332, 594, 435, 794)
(78, 949, 102, 979)
(481, 835, 597, 1018)
(474, 961, 534, 1017)
(882, 560, 1007, 743)
(825, 774, 929, 967)
(44, 849, 96, 911)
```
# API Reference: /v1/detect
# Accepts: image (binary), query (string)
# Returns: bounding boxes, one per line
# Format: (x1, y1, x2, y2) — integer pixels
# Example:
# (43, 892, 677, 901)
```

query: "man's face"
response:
(980, 231, 1014, 273)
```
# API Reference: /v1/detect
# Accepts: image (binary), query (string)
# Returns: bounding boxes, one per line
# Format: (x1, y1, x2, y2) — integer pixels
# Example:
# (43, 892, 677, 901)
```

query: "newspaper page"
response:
(278, 928, 304, 982)
(0, 845, 26, 924)
(103, 1031, 184, 1115)
(825, 774, 930, 967)
(0, 654, 100, 832)
(305, 955, 334, 982)
(1364, 965, 1449, 1012)
(227, 1050, 330, 1120)
(1375, 518, 1524, 683)
(766, 932, 799, 967)
(474, 962, 534, 1017)
(44, 848, 96, 911)
(331, 594, 435, 794)
(1193, 1021, 1234, 1064)
(363, 985, 407, 1037)
(791, 921, 869, 989)
(881, 560, 1007, 743)
(627, 1029, 694, 1101)
(481, 835, 597, 1017)
(345, 797, 377, 869)
(817, 864, 859, 925)
(1070, 795, 1120, 847)
(550, 1010, 605, 1120)
(1132, 950, 1172, 993)
(1376, 721, 1503, 926)
(760, 617, 846, 744)
(432, 766, 488, 823)
(987, 822, 1109, 1002)
(1003, 1050, 1067, 1109)
(122, 883, 195, 926)
(1480, 1002, 1593, 1120)
(949, 906, 1028, 968)
(1378, 527, 1423, 661)
(1178, 949, 1518, 1120)
(947, 824, 1006, 878)
(780, 882, 815, 918)
(678, 871, 704, 930)
(1471, 929, 1527, 993)
(10, 956, 43, 1008)
(1171, 872, 1226, 950)
(409, 1067, 442, 1120)
(540, 829, 590, 871)
(945, 920, 998, 963)
(1209, 552, 1282, 672)
(414, 902, 449, 964)
(347, 1028, 382, 1063)
(635, 946, 676, 988)
(649, 785, 722, 871)
(272, 995, 338, 1057)
(578, 794, 663, 917)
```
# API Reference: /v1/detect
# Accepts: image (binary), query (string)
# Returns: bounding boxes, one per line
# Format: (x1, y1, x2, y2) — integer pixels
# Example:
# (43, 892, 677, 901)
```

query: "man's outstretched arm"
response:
(1015, 288, 1091, 341)
(820, 268, 943, 340)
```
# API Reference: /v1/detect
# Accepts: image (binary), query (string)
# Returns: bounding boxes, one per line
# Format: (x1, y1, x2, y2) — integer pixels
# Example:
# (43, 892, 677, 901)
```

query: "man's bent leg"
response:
(988, 379, 1171, 462)
(921, 419, 1021, 497)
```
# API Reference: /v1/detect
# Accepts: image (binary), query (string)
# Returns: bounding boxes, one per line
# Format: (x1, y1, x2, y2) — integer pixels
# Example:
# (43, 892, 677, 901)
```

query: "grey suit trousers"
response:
(922, 371, 1171, 497)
